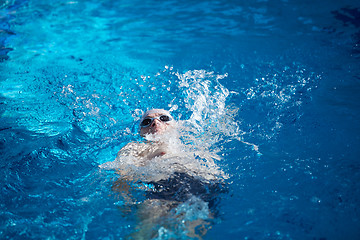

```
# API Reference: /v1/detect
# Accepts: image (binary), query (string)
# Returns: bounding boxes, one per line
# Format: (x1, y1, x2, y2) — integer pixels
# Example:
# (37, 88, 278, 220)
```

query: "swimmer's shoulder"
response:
(117, 141, 146, 157)
(119, 141, 145, 150)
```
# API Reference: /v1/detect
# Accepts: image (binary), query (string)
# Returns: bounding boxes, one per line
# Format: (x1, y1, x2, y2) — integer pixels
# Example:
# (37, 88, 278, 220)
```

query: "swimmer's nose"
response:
(151, 119, 161, 127)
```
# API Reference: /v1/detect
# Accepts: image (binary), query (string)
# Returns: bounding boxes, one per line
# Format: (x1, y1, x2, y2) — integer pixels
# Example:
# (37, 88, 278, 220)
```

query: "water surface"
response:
(1, 0, 360, 239)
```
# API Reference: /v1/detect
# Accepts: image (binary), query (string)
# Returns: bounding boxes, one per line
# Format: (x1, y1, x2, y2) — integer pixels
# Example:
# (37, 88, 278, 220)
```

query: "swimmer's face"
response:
(140, 110, 175, 137)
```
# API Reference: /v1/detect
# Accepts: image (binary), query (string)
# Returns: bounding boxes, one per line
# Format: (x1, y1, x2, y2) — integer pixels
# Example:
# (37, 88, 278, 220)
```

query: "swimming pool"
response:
(1, 0, 360, 239)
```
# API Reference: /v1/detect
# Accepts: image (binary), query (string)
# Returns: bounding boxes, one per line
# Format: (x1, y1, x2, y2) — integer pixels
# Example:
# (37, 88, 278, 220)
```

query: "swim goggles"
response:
(140, 115, 173, 128)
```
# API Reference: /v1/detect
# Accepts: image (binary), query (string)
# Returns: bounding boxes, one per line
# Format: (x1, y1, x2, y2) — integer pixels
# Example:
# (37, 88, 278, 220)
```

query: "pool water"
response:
(1, 0, 360, 239)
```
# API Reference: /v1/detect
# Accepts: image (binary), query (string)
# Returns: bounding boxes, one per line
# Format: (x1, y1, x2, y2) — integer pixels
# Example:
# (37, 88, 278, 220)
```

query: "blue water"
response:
(1, 0, 360, 239)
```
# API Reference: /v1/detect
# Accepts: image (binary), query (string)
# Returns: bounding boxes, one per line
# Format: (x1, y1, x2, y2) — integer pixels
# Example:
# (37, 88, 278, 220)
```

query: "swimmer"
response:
(132, 108, 179, 160)
(102, 109, 179, 166)
(100, 109, 226, 239)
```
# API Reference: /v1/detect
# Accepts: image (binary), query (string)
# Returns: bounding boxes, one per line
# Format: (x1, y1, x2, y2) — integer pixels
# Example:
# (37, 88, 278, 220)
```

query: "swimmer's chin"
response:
(143, 130, 179, 142)
(143, 132, 165, 142)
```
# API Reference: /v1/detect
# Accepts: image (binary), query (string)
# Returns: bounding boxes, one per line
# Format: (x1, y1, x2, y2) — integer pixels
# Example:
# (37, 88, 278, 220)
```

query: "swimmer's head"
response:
(139, 109, 176, 137)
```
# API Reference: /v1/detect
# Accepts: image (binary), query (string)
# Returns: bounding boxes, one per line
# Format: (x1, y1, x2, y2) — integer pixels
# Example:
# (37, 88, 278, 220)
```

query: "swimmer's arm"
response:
(98, 142, 140, 170)
(111, 176, 133, 201)
(116, 142, 140, 158)
(118, 141, 166, 160)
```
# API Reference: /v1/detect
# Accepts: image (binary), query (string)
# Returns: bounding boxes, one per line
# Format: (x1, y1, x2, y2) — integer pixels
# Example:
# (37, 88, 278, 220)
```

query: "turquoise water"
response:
(1, 0, 360, 239)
